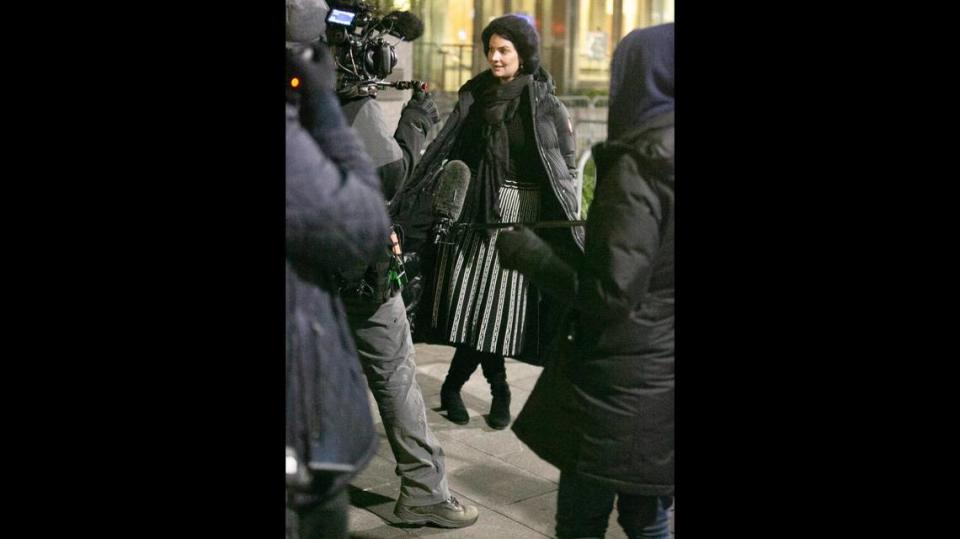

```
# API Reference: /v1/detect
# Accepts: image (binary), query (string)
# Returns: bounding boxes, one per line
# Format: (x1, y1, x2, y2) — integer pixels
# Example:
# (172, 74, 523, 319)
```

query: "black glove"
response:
(286, 46, 345, 133)
(400, 89, 440, 133)
(497, 227, 578, 301)
(497, 227, 551, 274)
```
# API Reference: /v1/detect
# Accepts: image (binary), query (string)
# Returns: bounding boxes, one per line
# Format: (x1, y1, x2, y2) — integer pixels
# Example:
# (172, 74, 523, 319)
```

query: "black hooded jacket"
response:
(511, 23, 675, 496)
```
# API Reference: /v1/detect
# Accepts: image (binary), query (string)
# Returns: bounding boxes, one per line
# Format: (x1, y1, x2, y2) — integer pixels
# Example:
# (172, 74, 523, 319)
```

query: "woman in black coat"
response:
(497, 23, 675, 539)
(390, 15, 582, 430)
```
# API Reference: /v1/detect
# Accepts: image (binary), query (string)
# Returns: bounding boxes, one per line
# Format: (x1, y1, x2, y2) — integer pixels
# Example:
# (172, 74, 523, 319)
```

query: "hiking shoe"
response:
(394, 496, 479, 528)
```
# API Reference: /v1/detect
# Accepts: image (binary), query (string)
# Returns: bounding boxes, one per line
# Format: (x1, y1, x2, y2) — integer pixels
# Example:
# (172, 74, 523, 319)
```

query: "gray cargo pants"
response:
(345, 292, 450, 506)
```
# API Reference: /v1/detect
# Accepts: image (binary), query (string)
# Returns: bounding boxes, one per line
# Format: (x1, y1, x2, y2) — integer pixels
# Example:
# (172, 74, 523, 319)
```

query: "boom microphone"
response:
(381, 11, 424, 41)
(464, 220, 588, 230)
(431, 160, 471, 244)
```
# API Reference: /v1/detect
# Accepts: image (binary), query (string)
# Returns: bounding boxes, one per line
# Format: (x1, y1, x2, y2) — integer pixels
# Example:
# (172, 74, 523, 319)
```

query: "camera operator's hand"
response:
(400, 90, 441, 134)
(286, 46, 344, 133)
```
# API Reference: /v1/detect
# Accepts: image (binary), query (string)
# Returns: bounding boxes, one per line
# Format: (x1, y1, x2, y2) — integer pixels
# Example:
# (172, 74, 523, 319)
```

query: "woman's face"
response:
(487, 33, 521, 83)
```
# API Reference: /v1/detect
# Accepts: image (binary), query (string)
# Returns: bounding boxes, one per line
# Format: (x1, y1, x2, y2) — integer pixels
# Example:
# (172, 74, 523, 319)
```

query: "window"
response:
(574, 0, 674, 91)
(412, 0, 477, 91)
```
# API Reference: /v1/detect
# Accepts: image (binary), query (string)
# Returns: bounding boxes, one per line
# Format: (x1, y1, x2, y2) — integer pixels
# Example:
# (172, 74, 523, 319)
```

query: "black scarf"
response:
(458, 74, 532, 233)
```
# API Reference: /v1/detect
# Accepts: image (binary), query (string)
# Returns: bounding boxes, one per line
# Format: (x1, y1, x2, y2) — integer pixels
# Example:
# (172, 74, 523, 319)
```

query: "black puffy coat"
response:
(286, 103, 390, 501)
(513, 111, 674, 496)
(390, 67, 583, 361)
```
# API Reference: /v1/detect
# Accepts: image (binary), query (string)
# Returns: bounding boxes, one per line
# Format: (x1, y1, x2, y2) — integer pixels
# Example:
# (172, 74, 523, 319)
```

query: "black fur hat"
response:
(481, 15, 540, 75)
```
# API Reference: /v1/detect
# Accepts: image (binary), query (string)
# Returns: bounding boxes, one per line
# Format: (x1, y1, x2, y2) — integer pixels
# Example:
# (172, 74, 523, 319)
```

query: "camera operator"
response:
(327, 0, 440, 334)
(338, 71, 439, 202)
(295, 0, 479, 529)
(285, 3, 391, 536)
(326, 1, 440, 201)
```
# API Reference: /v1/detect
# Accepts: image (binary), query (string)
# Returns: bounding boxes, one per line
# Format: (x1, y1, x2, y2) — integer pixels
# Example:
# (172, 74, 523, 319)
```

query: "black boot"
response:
(440, 380, 469, 425)
(441, 347, 481, 425)
(488, 382, 511, 429)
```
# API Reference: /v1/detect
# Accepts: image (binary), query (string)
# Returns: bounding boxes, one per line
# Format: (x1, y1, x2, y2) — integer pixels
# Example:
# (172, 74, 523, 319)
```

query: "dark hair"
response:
(481, 15, 540, 75)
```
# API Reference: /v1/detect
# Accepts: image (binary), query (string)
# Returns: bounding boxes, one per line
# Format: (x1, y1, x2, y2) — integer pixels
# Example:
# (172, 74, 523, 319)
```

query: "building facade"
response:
(373, 0, 674, 94)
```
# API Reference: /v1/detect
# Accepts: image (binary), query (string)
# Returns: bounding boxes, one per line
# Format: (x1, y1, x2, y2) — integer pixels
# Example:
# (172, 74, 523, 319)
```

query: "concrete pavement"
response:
(346, 344, 675, 538)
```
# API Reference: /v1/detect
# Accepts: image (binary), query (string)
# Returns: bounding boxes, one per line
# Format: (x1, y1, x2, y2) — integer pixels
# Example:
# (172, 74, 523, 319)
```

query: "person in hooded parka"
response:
(496, 22, 675, 539)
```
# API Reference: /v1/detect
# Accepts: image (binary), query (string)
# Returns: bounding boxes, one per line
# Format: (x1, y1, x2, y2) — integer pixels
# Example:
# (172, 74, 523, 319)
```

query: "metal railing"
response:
(558, 95, 609, 159)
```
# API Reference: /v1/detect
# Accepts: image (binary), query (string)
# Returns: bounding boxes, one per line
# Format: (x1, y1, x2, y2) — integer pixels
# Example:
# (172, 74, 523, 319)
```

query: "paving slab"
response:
(445, 461, 557, 508)
(498, 446, 561, 485)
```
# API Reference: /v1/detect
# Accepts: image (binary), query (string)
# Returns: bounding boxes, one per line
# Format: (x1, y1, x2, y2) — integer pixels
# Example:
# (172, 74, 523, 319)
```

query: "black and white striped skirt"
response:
(431, 179, 541, 357)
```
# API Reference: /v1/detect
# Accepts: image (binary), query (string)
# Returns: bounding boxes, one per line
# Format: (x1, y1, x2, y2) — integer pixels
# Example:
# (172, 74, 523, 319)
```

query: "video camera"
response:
(324, 0, 428, 98)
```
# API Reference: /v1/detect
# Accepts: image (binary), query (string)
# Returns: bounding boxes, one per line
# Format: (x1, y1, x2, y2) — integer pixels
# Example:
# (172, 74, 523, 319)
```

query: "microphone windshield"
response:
(432, 160, 471, 222)
(382, 11, 424, 41)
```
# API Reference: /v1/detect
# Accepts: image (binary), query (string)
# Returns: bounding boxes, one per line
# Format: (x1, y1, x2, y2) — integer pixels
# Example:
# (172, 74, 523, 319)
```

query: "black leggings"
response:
(445, 345, 507, 388)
